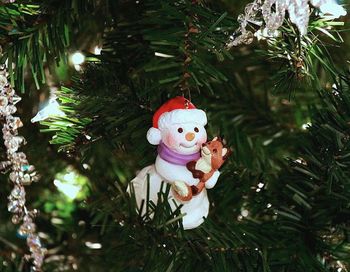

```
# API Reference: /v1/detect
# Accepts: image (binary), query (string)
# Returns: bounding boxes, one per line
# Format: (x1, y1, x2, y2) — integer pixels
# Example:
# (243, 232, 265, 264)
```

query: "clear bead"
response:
(0, 96, 8, 108)
(6, 136, 25, 152)
(12, 214, 22, 224)
(262, 0, 286, 32)
(245, 2, 258, 17)
(242, 31, 254, 44)
(19, 220, 36, 235)
(0, 75, 7, 87)
(22, 173, 32, 185)
(11, 186, 26, 199)
(13, 155, 29, 168)
(5, 86, 14, 97)
(237, 14, 245, 23)
(0, 160, 11, 171)
(8, 200, 21, 213)
(33, 253, 44, 268)
(27, 234, 42, 251)
(30, 174, 40, 183)
(9, 171, 19, 182)
(4, 105, 17, 114)
(7, 116, 23, 130)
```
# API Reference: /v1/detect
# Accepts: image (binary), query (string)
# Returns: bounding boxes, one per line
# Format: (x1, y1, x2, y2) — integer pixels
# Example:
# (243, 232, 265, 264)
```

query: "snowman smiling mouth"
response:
(180, 142, 197, 148)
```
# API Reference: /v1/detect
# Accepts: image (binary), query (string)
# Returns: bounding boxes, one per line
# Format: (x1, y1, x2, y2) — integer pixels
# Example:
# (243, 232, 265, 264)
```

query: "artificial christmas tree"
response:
(0, 0, 349, 271)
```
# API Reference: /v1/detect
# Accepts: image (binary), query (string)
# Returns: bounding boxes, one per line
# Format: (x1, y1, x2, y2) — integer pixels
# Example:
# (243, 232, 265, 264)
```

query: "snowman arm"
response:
(205, 170, 221, 189)
(162, 168, 198, 184)
(156, 164, 198, 186)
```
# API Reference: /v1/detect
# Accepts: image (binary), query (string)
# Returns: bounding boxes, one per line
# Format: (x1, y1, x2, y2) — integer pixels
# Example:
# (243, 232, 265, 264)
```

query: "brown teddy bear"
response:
(172, 137, 231, 201)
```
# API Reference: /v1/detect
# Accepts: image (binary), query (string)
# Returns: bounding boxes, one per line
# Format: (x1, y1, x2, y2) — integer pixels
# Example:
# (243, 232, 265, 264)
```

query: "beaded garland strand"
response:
(0, 65, 45, 270)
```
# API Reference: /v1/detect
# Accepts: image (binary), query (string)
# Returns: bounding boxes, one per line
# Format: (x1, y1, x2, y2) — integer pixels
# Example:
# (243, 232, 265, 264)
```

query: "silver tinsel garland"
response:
(0, 66, 45, 270)
(228, 0, 347, 47)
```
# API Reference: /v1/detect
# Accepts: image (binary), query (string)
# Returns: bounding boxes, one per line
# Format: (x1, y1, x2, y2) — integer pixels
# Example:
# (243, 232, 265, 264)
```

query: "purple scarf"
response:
(157, 142, 200, 166)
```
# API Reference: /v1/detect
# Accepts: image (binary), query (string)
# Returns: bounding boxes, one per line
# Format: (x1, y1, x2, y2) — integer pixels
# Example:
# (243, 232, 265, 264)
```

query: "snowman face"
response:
(161, 123, 207, 154)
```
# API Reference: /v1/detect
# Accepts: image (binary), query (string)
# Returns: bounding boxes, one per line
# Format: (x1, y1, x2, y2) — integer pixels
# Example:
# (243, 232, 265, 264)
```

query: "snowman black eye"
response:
(194, 127, 199, 133)
(178, 128, 183, 133)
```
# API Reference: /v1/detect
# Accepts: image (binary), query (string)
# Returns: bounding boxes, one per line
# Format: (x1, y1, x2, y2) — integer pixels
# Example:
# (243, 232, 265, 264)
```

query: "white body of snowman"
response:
(128, 97, 220, 229)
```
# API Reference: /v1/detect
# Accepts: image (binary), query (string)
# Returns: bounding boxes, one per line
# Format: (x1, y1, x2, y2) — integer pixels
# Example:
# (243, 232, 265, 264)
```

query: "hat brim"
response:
(158, 109, 207, 129)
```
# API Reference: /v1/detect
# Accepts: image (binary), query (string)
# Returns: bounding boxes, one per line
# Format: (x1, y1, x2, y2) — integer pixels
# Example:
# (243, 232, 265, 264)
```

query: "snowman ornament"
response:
(128, 97, 230, 229)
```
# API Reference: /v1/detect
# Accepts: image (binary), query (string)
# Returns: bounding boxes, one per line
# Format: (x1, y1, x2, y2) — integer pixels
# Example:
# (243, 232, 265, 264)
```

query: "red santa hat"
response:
(147, 96, 207, 145)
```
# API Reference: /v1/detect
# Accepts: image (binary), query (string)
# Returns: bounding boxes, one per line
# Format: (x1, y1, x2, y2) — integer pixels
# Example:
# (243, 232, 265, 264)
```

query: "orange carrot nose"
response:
(185, 132, 195, 141)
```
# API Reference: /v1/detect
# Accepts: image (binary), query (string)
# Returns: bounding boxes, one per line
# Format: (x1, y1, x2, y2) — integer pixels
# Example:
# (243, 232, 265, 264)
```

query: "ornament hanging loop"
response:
(180, 0, 199, 103)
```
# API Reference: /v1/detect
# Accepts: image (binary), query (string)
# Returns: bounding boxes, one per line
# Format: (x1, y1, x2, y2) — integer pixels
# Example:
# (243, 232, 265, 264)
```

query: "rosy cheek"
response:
(197, 135, 207, 146)
(164, 133, 178, 148)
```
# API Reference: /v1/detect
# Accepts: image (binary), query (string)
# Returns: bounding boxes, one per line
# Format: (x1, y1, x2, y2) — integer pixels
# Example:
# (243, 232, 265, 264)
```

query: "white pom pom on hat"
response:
(147, 127, 162, 145)
(147, 96, 207, 145)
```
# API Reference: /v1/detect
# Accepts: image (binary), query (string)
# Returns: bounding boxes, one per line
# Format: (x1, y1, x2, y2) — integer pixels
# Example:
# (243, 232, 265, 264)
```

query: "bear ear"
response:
(222, 148, 232, 160)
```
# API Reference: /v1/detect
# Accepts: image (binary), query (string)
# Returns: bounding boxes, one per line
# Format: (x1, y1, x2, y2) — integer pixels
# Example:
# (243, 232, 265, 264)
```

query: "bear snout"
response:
(202, 146, 211, 156)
